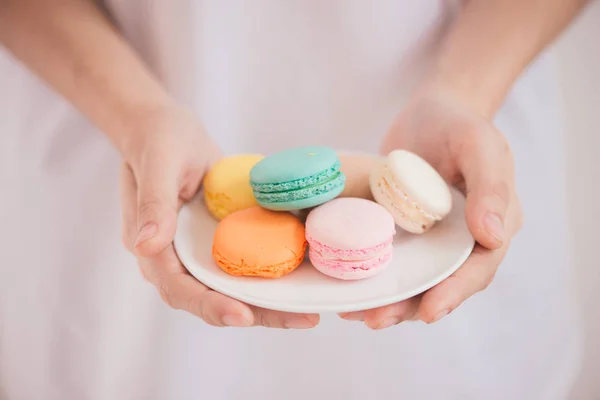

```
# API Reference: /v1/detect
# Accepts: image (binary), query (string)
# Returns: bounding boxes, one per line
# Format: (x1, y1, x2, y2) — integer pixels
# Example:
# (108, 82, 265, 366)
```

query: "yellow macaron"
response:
(203, 154, 264, 220)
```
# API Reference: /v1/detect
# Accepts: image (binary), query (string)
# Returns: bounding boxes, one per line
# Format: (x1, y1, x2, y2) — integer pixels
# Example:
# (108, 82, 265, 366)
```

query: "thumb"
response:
(461, 140, 513, 250)
(133, 157, 181, 257)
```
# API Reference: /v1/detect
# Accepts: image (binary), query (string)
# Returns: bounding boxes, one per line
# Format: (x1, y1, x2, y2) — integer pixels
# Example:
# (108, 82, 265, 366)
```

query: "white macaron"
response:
(369, 150, 452, 233)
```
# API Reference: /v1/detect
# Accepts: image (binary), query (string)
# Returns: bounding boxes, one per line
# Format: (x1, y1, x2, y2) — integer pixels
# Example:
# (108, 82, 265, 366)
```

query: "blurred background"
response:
(555, 2, 600, 398)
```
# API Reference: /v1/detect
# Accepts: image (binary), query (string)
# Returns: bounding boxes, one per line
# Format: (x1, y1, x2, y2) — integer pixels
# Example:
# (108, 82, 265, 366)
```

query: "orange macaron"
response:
(212, 206, 307, 278)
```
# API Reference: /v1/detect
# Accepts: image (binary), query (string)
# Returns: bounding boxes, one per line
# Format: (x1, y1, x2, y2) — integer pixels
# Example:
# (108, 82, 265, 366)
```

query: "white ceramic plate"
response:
(174, 188, 474, 314)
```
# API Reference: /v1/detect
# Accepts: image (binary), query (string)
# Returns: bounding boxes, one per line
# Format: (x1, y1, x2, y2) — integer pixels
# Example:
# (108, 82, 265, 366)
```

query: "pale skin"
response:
(0, 0, 591, 329)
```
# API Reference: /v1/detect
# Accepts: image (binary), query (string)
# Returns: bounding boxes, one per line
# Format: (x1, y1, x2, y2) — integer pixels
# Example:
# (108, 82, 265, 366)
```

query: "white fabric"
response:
(0, 1, 583, 399)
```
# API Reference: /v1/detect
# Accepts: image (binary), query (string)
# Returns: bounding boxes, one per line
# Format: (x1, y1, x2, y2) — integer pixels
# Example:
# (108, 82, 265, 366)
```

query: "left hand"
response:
(120, 106, 319, 329)
(339, 87, 523, 329)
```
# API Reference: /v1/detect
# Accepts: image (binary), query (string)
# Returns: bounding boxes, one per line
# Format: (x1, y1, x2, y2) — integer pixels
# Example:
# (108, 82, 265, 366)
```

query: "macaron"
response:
(370, 149, 452, 234)
(305, 197, 396, 280)
(249, 146, 346, 211)
(212, 206, 307, 278)
(203, 154, 264, 220)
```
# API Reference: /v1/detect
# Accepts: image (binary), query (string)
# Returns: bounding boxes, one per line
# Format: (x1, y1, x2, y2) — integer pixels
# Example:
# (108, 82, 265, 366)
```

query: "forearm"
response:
(0, 0, 173, 152)
(427, 0, 591, 118)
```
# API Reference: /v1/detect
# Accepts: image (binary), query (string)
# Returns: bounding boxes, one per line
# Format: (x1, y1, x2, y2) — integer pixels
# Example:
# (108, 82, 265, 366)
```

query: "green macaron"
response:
(249, 146, 346, 211)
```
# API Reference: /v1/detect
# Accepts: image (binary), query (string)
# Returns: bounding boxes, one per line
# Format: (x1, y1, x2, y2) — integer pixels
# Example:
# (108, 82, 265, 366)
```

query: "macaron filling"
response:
(306, 234, 393, 274)
(306, 235, 393, 261)
(377, 165, 441, 226)
(252, 165, 346, 203)
(308, 247, 392, 271)
(251, 161, 342, 193)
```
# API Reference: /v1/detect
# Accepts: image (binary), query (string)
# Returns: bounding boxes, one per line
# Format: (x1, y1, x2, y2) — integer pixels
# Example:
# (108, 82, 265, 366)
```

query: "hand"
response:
(340, 87, 523, 329)
(119, 106, 319, 329)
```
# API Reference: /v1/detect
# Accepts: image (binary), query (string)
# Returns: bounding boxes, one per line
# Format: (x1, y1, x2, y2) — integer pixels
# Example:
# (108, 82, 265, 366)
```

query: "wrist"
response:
(407, 78, 490, 122)
(417, 1, 541, 121)
(417, 63, 509, 121)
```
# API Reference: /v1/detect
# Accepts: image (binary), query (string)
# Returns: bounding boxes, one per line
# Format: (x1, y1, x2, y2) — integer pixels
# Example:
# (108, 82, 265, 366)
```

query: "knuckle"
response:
(495, 134, 516, 172)
(456, 121, 481, 141)
(137, 198, 162, 221)
(138, 264, 152, 283)
(497, 133, 511, 154)
(478, 267, 498, 293)
(187, 295, 206, 321)
(203, 320, 221, 328)
(457, 134, 478, 158)
(258, 312, 274, 328)
(489, 182, 511, 205)
(478, 276, 493, 292)
(157, 282, 176, 309)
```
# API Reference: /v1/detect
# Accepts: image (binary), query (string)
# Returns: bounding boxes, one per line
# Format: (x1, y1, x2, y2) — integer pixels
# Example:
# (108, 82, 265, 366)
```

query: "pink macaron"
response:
(305, 197, 396, 280)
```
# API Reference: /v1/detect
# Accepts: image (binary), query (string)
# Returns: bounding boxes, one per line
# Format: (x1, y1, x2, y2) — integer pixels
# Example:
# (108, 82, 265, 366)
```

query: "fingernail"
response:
(222, 314, 252, 327)
(375, 316, 401, 330)
(135, 222, 158, 247)
(483, 212, 504, 243)
(431, 309, 450, 324)
(339, 312, 364, 321)
(285, 317, 315, 329)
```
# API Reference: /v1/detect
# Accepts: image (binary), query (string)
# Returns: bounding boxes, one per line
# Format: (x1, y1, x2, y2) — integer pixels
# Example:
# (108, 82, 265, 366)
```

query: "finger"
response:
(250, 306, 320, 329)
(139, 246, 255, 327)
(178, 141, 223, 201)
(141, 246, 318, 328)
(460, 131, 514, 250)
(119, 163, 139, 252)
(338, 311, 365, 322)
(339, 296, 420, 329)
(417, 244, 506, 324)
(363, 297, 420, 330)
(160, 275, 255, 327)
(133, 149, 181, 257)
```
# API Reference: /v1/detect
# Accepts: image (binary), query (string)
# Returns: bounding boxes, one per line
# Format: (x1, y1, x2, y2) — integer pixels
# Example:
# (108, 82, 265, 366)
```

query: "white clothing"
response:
(0, 1, 583, 399)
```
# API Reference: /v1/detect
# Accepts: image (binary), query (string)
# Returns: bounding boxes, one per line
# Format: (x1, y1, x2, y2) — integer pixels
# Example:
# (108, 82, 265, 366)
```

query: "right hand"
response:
(340, 87, 523, 328)
(119, 105, 319, 329)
